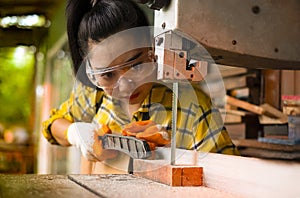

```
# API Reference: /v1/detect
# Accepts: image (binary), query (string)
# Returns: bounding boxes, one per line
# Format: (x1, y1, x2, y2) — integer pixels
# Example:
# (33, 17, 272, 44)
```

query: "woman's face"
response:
(87, 36, 156, 105)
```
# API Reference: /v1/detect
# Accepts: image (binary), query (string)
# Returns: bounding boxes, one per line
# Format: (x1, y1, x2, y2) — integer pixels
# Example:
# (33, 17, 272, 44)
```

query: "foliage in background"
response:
(0, 46, 35, 127)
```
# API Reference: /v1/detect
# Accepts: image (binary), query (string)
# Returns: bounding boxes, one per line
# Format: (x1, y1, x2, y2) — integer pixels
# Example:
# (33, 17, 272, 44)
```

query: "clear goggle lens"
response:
(86, 52, 156, 89)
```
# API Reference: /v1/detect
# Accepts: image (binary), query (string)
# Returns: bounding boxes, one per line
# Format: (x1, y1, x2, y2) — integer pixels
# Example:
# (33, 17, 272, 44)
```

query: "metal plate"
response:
(155, 0, 300, 69)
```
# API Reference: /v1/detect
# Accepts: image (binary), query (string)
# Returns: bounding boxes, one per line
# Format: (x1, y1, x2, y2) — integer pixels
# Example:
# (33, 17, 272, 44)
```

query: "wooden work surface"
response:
(0, 174, 240, 198)
(2, 149, 300, 197)
(234, 139, 300, 160)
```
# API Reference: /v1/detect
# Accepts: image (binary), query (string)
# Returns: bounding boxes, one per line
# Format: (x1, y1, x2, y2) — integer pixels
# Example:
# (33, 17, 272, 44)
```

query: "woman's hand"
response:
(66, 122, 118, 161)
(122, 120, 170, 150)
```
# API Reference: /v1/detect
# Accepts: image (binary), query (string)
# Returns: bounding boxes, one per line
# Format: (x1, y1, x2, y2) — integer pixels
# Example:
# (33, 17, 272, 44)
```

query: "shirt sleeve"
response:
(42, 81, 102, 145)
(192, 105, 240, 155)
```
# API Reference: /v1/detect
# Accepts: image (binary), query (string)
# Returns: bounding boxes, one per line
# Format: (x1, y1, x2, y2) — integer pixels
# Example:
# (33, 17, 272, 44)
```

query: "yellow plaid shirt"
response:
(42, 81, 239, 155)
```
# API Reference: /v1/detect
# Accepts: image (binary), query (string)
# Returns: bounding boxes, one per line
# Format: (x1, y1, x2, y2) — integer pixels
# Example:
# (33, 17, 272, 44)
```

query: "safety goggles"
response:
(86, 51, 157, 89)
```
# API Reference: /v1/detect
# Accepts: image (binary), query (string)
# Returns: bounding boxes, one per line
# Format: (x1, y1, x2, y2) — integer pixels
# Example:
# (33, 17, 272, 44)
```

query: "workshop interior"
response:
(0, 0, 299, 197)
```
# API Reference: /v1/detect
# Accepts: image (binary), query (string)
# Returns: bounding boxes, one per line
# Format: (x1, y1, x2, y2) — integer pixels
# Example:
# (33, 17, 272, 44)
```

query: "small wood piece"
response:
(133, 159, 203, 186)
(260, 103, 288, 122)
(226, 95, 288, 123)
(263, 69, 281, 109)
(226, 95, 264, 115)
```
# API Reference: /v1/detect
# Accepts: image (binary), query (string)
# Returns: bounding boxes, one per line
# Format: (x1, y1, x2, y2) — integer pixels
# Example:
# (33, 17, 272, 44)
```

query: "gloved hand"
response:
(122, 120, 170, 150)
(66, 122, 118, 161)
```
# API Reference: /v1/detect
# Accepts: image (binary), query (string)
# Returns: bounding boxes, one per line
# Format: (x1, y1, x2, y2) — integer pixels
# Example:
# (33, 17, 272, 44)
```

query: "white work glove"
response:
(66, 122, 117, 161)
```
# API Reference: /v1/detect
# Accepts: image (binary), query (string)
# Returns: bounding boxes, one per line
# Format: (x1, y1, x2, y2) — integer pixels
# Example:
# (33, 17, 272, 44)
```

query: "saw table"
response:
(1, 149, 300, 198)
(0, 174, 239, 198)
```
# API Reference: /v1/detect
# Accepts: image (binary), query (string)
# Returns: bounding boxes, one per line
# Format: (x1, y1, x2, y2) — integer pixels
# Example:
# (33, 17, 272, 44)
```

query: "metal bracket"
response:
(155, 31, 208, 82)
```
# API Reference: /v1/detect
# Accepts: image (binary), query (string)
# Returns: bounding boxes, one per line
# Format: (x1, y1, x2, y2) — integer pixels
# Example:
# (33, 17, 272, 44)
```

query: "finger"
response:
(136, 132, 170, 146)
(136, 125, 170, 146)
(122, 120, 156, 136)
(95, 124, 112, 136)
(92, 133, 118, 161)
(147, 142, 157, 151)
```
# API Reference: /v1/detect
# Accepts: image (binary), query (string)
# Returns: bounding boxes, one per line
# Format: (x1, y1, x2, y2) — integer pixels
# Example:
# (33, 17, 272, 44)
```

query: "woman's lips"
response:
(129, 92, 140, 100)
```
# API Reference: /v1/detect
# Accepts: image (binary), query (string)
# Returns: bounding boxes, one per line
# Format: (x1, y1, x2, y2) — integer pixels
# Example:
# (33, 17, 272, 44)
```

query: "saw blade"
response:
(171, 82, 178, 165)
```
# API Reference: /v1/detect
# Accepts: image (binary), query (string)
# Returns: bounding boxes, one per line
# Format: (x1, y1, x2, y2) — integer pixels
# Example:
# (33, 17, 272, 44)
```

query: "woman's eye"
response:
(132, 63, 143, 72)
(100, 72, 115, 79)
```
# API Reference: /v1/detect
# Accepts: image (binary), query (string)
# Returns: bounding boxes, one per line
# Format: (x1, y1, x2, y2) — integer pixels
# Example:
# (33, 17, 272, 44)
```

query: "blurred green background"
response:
(0, 46, 35, 127)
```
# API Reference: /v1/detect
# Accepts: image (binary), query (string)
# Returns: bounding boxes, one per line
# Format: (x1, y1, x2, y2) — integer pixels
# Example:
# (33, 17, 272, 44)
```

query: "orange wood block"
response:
(181, 166, 203, 186)
(133, 159, 203, 186)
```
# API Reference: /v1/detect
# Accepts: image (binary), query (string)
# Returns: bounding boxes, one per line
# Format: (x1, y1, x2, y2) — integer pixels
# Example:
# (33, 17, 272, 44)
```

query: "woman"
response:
(42, 0, 239, 174)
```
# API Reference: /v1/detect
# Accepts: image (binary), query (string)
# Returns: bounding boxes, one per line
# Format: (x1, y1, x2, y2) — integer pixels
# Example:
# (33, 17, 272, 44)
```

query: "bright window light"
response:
(0, 14, 48, 28)
(13, 46, 34, 68)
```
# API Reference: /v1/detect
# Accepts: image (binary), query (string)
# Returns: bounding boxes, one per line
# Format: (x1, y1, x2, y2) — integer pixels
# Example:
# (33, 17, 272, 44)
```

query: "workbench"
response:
(0, 174, 238, 198)
(1, 148, 300, 198)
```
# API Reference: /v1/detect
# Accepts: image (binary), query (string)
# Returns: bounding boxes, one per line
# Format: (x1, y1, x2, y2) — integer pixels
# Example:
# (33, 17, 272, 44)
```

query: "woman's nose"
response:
(118, 77, 135, 93)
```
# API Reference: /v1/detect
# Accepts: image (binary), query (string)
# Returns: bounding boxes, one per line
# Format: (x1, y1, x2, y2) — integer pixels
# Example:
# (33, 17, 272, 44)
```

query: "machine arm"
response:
(136, 0, 300, 69)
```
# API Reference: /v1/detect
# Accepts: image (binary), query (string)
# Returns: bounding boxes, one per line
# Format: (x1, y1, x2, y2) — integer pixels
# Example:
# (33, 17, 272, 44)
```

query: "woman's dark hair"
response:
(66, 0, 149, 87)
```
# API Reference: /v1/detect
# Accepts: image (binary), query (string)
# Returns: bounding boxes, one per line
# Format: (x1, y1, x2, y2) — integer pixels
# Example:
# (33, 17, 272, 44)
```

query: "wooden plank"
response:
(226, 95, 288, 121)
(134, 160, 182, 186)
(281, 70, 295, 96)
(295, 71, 300, 95)
(260, 103, 287, 121)
(223, 113, 242, 123)
(263, 70, 281, 109)
(223, 75, 247, 90)
(151, 148, 300, 198)
(234, 139, 300, 152)
(220, 109, 245, 124)
(226, 95, 264, 115)
(259, 115, 287, 124)
(0, 175, 98, 198)
(133, 159, 203, 186)
(217, 65, 247, 78)
(238, 147, 300, 160)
